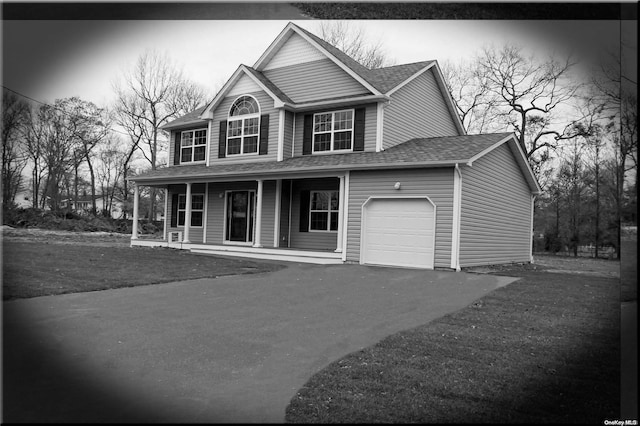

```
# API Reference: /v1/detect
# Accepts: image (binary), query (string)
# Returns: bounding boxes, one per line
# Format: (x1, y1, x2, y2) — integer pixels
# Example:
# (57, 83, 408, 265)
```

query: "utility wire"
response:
(2, 85, 134, 138)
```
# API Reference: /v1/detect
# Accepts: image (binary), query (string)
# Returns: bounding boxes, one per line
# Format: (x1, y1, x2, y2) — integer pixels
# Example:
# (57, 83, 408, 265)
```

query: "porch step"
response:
(189, 245, 343, 265)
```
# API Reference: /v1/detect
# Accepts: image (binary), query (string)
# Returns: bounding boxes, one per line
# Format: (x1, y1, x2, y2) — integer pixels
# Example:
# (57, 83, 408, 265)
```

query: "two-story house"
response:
(130, 22, 541, 270)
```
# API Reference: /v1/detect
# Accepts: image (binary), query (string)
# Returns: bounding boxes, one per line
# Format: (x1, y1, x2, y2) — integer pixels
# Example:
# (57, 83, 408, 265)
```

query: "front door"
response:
(226, 191, 255, 242)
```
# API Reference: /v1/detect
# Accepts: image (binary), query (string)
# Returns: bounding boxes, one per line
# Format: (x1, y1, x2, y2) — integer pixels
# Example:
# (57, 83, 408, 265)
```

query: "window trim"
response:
(180, 128, 208, 164)
(177, 193, 205, 228)
(312, 109, 355, 154)
(308, 190, 339, 232)
(227, 95, 261, 157)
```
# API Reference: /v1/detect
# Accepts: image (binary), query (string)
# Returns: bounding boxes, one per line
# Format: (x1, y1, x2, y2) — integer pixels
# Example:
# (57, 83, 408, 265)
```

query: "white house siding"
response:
(282, 110, 295, 159)
(262, 32, 326, 71)
(209, 90, 279, 165)
(167, 183, 206, 243)
(292, 103, 378, 156)
(383, 68, 460, 150)
(289, 178, 340, 251)
(227, 74, 263, 97)
(259, 180, 276, 246)
(458, 143, 532, 267)
(346, 168, 454, 268)
(263, 59, 370, 103)
(204, 181, 276, 247)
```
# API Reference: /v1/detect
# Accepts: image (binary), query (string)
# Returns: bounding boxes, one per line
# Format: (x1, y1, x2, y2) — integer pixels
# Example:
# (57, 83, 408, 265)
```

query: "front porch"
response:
(130, 238, 344, 264)
(129, 175, 349, 264)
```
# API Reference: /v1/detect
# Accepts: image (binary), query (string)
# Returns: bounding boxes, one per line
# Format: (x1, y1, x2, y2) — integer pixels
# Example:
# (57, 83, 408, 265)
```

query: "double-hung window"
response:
(177, 194, 204, 227)
(309, 191, 339, 231)
(227, 96, 260, 156)
(181, 129, 207, 163)
(313, 109, 354, 153)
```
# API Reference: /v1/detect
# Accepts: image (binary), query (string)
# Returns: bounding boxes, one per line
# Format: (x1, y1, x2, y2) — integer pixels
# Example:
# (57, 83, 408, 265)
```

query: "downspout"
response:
(530, 194, 536, 264)
(451, 164, 462, 271)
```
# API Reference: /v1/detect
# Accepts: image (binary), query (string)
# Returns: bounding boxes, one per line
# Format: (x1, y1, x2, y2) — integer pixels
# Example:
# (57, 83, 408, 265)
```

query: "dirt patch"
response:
(2, 226, 132, 247)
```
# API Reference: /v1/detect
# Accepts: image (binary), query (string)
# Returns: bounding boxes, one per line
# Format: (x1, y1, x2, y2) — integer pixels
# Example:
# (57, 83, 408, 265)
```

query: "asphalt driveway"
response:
(2, 262, 518, 423)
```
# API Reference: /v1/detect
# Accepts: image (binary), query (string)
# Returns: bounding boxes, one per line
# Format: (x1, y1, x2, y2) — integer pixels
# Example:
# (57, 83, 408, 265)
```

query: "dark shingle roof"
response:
(294, 24, 436, 94)
(132, 133, 515, 184)
(243, 66, 294, 104)
(161, 106, 207, 130)
(163, 24, 440, 129)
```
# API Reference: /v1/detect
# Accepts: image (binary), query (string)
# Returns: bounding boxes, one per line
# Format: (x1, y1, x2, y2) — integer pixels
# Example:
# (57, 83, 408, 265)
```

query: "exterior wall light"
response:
(394, 182, 401, 190)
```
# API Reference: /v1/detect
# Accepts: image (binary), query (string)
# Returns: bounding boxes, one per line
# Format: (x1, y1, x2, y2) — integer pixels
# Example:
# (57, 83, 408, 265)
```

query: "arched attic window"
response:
(227, 95, 260, 155)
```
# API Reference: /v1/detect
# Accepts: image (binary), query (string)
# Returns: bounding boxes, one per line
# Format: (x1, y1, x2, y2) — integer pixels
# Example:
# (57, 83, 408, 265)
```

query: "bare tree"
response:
(477, 44, 593, 166)
(113, 49, 208, 219)
(318, 21, 394, 69)
(96, 135, 128, 217)
(64, 98, 111, 214)
(2, 89, 30, 206)
(440, 60, 500, 134)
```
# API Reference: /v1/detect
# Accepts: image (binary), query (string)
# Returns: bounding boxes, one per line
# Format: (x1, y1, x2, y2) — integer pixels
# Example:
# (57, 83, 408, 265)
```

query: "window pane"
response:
(334, 111, 353, 130)
(330, 212, 339, 231)
(330, 192, 339, 210)
(230, 96, 259, 116)
(228, 120, 242, 137)
(333, 131, 352, 150)
(194, 146, 206, 161)
(194, 130, 207, 144)
(191, 212, 203, 227)
(227, 138, 241, 155)
(244, 117, 259, 135)
(314, 114, 332, 132)
(181, 132, 193, 146)
(311, 192, 329, 210)
(181, 148, 192, 163)
(192, 195, 204, 210)
(178, 211, 185, 226)
(178, 195, 186, 209)
(244, 136, 258, 153)
(334, 131, 352, 150)
(310, 212, 328, 231)
(313, 133, 331, 152)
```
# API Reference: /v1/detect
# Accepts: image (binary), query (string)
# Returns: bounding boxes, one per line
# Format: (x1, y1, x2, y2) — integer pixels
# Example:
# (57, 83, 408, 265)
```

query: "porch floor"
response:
(130, 238, 344, 265)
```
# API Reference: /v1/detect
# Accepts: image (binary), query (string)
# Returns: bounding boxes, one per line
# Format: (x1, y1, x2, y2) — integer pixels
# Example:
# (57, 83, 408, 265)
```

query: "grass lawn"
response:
(2, 240, 284, 300)
(285, 268, 621, 423)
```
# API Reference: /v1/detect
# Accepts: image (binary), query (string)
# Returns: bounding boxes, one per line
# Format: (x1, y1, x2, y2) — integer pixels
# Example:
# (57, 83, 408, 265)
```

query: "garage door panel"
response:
(362, 198, 435, 269)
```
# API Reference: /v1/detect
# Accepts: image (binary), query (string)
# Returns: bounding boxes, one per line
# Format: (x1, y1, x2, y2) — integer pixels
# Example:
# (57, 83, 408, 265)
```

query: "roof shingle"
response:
(132, 133, 514, 184)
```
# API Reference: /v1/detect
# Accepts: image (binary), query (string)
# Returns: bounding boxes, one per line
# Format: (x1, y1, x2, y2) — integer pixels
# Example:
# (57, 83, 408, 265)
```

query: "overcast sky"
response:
(2, 18, 632, 108)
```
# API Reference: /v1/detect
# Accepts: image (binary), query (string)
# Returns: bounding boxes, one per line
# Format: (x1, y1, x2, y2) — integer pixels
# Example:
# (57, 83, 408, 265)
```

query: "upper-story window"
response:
(181, 129, 207, 163)
(313, 109, 354, 153)
(227, 95, 260, 156)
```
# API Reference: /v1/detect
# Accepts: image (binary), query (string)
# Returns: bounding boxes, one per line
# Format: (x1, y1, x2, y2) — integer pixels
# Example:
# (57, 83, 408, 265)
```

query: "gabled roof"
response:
(199, 65, 291, 120)
(164, 22, 465, 133)
(160, 106, 207, 130)
(254, 22, 383, 96)
(131, 132, 540, 194)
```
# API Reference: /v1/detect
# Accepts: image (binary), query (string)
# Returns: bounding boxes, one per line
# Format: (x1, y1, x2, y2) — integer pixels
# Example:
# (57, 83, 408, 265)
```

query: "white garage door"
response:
(362, 198, 435, 269)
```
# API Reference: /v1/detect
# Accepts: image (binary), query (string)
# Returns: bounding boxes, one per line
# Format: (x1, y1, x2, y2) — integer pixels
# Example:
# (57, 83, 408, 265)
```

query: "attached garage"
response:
(361, 197, 436, 269)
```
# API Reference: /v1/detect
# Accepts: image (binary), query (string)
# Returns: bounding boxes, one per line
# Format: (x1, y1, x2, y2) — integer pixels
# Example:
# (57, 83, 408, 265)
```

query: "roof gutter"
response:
(280, 94, 390, 112)
(128, 159, 469, 185)
(160, 119, 208, 131)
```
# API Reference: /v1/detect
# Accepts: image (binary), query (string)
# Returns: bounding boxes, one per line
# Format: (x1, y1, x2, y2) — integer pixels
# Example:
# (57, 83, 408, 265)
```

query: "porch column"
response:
(274, 179, 282, 248)
(335, 175, 345, 253)
(183, 182, 192, 244)
(163, 187, 168, 241)
(254, 179, 264, 247)
(131, 183, 140, 240)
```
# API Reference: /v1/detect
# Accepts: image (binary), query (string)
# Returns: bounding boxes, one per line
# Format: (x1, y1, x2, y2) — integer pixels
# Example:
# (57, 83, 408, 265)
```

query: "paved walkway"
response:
(3, 263, 517, 423)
